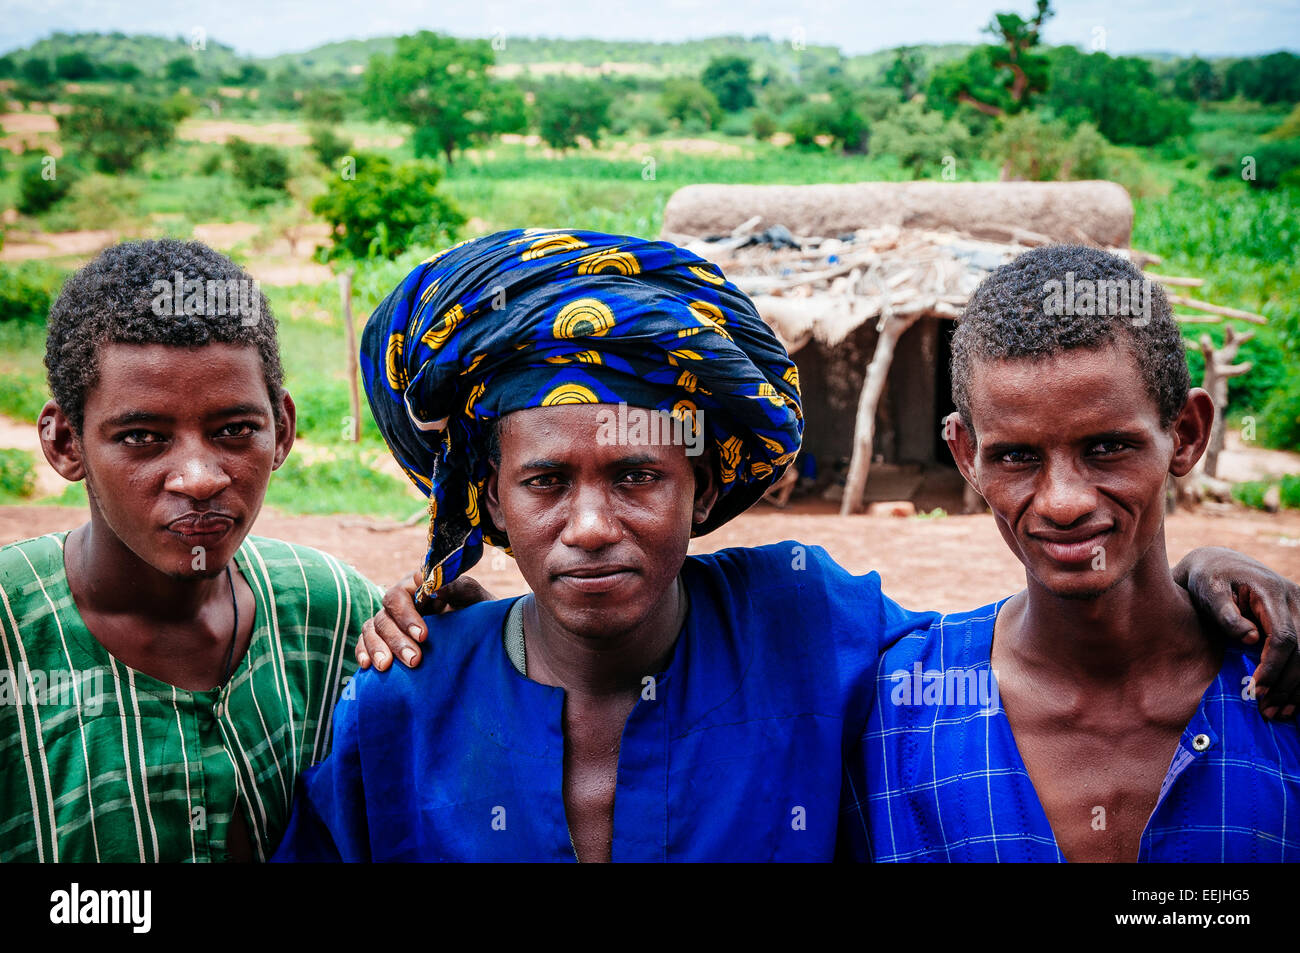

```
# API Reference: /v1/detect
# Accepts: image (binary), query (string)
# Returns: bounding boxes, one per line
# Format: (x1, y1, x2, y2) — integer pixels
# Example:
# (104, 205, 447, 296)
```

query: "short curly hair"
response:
(44, 239, 283, 434)
(951, 244, 1189, 436)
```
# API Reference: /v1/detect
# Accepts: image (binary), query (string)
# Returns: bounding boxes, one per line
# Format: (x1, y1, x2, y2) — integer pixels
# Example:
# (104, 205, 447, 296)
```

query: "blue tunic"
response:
(848, 598, 1300, 862)
(271, 542, 937, 862)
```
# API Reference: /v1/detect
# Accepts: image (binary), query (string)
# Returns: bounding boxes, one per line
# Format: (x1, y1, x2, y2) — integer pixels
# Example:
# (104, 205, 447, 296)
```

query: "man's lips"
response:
(552, 565, 638, 594)
(1029, 526, 1113, 564)
(166, 513, 236, 542)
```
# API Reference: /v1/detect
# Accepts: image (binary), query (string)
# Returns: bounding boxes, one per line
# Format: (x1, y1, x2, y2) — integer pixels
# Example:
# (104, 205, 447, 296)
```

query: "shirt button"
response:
(213, 702, 224, 718)
(1192, 733, 1211, 752)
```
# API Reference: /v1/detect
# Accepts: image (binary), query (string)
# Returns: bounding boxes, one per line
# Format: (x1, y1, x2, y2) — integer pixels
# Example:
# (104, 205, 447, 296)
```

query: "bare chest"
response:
(562, 695, 637, 863)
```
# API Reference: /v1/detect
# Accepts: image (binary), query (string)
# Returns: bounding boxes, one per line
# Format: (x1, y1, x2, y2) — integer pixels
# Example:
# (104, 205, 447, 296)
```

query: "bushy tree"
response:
(869, 100, 971, 177)
(1044, 47, 1192, 146)
(365, 31, 519, 165)
(309, 125, 352, 167)
(54, 52, 96, 81)
(311, 153, 465, 260)
(58, 93, 177, 172)
(701, 55, 755, 112)
(661, 78, 721, 129)
(535, 79, 613, 151)
(17, 157, 78, 214)
(986, 111, 1107, 180)
(226, 138, 291, 194)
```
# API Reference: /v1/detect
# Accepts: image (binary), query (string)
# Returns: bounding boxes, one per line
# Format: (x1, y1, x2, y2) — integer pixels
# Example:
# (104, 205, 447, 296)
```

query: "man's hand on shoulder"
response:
(354, 570, 496, 671)
(1176, 546, 1300, 719)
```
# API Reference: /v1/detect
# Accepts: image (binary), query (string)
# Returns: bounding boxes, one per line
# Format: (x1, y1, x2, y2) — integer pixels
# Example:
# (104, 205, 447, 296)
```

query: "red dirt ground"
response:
(5, 499, 1300, 613)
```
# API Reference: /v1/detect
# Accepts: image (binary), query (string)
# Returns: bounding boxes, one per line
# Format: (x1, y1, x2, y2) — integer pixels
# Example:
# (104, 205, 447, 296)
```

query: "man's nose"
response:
(1034, 457, 1098, 527)
(559, 486, 623, 550)
(164, 444, 232, 501)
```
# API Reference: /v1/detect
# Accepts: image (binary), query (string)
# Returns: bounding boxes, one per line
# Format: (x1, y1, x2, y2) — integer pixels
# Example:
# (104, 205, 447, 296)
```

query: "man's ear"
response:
(38, 400, 85, 483)
(272, 389, 296, 471)
(944, 412, 979, 492)
(691, 448, 721, 527)
(1169, 388, 1214, 478)
(484, 460, 505, 534)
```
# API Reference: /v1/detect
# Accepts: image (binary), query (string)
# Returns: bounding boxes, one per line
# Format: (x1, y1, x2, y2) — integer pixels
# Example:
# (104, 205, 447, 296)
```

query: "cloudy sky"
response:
(3, 0, 1297, 58)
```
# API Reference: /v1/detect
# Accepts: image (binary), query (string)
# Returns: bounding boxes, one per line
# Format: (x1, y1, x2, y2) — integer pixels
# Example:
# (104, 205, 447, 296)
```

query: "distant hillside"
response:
(14, 30, 247, 77)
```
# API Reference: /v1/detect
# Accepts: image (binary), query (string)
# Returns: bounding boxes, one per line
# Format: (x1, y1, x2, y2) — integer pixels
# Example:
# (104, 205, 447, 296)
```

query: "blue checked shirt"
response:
(842, 598, 1300, 862)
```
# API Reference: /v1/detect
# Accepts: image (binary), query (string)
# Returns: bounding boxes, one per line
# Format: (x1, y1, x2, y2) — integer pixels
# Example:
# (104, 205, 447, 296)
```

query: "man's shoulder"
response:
(878, 598, 1007, 670)
(353, 596, 517, 708)
(0, 532, 70, 592)
(238, 535, 383, 604)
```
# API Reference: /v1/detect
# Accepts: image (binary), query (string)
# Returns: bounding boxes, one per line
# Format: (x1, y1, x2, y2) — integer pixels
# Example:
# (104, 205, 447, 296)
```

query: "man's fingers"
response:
(382, 575, 428, 642)
(374, 604, 423, 668)
(1201, 577, 1259, 645)
(355, 622, 373, 670)
(1262, 649, 1300, 719)
(362, 618, 394, 671)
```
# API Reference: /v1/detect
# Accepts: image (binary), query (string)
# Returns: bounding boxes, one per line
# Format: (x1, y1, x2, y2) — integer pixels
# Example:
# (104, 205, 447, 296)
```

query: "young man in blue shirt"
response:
(854, 244, 1299, 862)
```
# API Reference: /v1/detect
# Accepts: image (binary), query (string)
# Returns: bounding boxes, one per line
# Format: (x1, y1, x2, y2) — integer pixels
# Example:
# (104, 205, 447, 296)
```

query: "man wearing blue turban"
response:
(276, 229, 1300, 863)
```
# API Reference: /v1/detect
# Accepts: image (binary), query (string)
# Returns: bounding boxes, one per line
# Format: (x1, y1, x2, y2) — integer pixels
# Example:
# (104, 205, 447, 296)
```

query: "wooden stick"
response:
(1168, 294, 1267, 325)
(339, 269, 361, 443)
(1147, 273, 1205, 288)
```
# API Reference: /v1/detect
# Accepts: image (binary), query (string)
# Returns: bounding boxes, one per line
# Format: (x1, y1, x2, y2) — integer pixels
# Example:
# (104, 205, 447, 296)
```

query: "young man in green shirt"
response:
(0, 240, 381, 862)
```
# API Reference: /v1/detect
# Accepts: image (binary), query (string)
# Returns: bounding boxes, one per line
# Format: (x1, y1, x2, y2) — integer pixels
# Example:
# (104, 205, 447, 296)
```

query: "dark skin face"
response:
(484, 402, 718, 862)
(947, 342, 1219, 861)
(40, 342, 295, 687)
(950, 343, 1211, 603)
(485, 404, 717, 654)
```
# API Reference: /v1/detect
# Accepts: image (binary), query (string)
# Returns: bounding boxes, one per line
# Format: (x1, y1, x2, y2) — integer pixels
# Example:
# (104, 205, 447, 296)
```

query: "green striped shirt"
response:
(0, 532, 380, 862)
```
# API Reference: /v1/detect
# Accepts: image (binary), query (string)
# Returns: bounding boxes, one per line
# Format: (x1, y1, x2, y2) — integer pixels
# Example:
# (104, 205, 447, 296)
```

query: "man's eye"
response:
(1091, 441, 1128, 455)
(217, 422, 258, 438)
(621, 470, 659, 485)
(120, 430, 162, 446)
(996, 450, 1037, 465)
(524, 474, 563, 489)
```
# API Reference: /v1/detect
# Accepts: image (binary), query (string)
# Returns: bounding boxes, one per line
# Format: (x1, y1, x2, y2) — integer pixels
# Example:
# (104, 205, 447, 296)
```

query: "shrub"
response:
(0, 449, 36, 501)
(226, 137, 291, 193)
(58, 93, 177, 173)
(16, 156, 78, 214)
(311, 153, 464, 260)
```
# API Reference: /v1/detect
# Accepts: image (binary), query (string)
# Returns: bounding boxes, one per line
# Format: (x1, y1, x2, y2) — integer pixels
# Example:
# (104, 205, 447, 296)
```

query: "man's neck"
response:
(999, 536, 1213, 682)
(523, 578, 687, 698)
(66, 519, 232, 628)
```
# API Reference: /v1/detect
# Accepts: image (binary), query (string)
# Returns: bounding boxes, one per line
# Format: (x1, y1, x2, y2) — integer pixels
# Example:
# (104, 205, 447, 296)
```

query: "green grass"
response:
(1233, 475, 1300, 511)
(263, 449, 418, 519)
(0, 448, 36, 502)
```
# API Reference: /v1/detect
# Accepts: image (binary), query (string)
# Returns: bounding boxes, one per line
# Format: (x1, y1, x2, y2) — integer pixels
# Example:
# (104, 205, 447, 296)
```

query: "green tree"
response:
(884, 47, 924, 100)
(660, 78, 721, 129)
(309, 125, 352, 167)
(20, 58, 53, 86)
(311, 153, 465, 260)
(1044, 47, 1192, 146)
(1172, 57, 1221, 102)
(54, 52, 96, 81)
(364, 31, 514, 165)
(701, 55, 755, 112)
(928, 1, 1052, 117)
(869, 100, 972, 177)
(58, 94, 177, 173)
(17, 157, 78, 214)
(535, 79, 613, 151)
(226, 137, 291, 194)
(303, 88, 347, 123)
(164, 55, 200, 83)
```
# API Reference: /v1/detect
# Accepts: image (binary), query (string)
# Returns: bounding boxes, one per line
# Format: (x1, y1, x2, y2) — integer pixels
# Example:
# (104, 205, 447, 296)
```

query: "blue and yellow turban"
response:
(360, 228, 803, 596)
